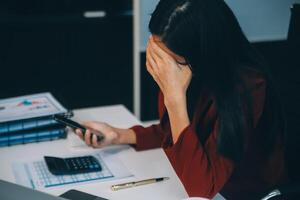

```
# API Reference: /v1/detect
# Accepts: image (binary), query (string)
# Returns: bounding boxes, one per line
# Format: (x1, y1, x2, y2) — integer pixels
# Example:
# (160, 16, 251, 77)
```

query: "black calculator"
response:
(44, 155, 102, 175)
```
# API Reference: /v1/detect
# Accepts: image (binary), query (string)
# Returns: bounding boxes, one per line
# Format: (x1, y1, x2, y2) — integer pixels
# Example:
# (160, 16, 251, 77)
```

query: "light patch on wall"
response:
(139, 0, 300, 51)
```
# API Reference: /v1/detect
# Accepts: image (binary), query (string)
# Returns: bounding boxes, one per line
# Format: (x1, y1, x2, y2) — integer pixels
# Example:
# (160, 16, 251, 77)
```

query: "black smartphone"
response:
(53, 115, 104, 142)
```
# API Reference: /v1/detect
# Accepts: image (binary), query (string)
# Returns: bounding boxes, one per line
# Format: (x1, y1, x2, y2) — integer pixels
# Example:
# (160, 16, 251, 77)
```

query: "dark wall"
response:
(0, 1, 133, 111)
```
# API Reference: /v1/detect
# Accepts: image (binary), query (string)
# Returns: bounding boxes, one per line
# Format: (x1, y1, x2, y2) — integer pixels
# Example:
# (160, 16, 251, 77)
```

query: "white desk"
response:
(0, 105, 189, 200)
(0, 105, 225, 200)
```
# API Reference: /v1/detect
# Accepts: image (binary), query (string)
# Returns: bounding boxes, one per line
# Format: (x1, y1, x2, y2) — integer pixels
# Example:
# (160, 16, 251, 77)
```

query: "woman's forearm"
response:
(113, 127, 137, 145)
(111, 93, 190, 145)
(165, 95, 190, 144)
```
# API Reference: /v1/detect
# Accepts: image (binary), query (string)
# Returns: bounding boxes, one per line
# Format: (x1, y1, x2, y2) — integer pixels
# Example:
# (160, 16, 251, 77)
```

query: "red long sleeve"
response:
(164, 122, 234, 198)
(130, 68, 288, 199)
(131, 98, 234, 198)
(131, 91, 168, 150)
(131, 124, 165, 150)
(131, 108, 234, 198)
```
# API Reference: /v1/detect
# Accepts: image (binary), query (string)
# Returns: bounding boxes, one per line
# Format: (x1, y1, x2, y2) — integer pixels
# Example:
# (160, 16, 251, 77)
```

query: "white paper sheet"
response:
(12, 151, 133, 190)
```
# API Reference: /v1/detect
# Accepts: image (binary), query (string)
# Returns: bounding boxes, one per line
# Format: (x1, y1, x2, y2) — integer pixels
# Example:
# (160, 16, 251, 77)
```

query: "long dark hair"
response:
(149, 0, 284, 162)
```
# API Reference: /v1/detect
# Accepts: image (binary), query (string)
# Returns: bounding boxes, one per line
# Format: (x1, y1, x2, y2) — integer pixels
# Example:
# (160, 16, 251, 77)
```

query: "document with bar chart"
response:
(0, 93, 67, 123)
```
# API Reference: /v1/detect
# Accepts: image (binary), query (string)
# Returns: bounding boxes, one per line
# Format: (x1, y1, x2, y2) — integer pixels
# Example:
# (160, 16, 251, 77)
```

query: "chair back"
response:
(280, 3, 300, 181)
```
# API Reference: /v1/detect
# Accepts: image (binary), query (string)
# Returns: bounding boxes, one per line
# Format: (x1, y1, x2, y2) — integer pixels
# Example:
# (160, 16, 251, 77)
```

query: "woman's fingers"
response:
(92, 134, 99, 148)
(148, 39, 177, 74)
(147, 53, 159, 74)
(146, 42, 158, 66)
(147, 62, 164, 90)
(148, 42, 161, 61)
(76, 127, 103, 148)
(146, 42, 166, 90)
(75, 129, 84, 140)
(146, 60, 154, 76)
(84, 129, 92, 146)
(146, 47, 161, 84)
(146, 60, 161, 84)
(149, 37, 172, 60)
(75, 128, 92, 146)
(148, 43, 163, 69)
(148, 36, 163, 59)
(147, 42, 165, 76)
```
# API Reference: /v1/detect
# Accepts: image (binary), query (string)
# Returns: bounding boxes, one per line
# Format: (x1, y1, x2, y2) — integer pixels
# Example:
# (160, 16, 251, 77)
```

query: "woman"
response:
(75, 0, 288, 199)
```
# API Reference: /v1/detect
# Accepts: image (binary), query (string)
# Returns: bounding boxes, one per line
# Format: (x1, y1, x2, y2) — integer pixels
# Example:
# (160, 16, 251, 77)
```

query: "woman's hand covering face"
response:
(146, 35, 192, 104)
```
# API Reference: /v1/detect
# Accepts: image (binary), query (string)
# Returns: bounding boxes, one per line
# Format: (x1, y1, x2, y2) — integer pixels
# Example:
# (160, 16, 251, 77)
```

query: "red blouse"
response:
(131, 68, 288, 199)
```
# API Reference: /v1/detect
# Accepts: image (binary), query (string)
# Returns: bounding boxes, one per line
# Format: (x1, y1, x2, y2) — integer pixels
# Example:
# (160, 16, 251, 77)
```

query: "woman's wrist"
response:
(164, 93, 190, 143)
(164, 92, 187, 109)
(167, 101, 190, 126)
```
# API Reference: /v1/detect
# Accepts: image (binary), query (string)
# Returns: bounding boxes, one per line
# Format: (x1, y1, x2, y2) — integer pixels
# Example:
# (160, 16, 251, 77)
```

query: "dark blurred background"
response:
(0, 0, 299, 123)
(0, 0, 133, 111)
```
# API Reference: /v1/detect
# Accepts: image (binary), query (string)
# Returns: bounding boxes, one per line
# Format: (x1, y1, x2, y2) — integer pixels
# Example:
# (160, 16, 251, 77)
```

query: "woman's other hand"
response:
(146, 35, 192, 107)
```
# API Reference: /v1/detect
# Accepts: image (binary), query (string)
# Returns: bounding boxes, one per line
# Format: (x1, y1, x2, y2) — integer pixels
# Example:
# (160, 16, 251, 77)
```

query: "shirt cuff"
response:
(130, 125, 161, 151)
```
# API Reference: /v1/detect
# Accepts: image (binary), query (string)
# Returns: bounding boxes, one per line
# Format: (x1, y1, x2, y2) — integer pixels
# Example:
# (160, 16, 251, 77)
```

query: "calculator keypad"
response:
(65, 156, 102, 174)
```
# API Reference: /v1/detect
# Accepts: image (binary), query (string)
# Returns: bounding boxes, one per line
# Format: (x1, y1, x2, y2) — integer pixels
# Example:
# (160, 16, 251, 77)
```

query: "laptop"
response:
(0, 180, 107, 200)
(0, 180, 64, 200)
